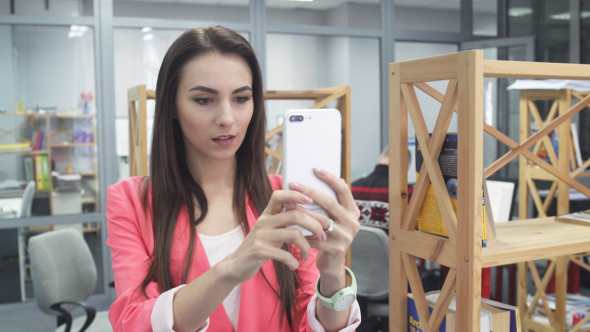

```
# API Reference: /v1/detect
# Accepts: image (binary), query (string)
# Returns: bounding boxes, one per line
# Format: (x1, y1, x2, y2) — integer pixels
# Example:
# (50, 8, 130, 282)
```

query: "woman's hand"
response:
(221, 189, 331, 284)
(287, 168, 361, 293)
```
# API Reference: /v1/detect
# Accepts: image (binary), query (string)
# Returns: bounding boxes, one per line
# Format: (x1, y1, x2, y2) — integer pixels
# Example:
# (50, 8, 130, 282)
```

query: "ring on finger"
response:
(325, 219, 335, 234)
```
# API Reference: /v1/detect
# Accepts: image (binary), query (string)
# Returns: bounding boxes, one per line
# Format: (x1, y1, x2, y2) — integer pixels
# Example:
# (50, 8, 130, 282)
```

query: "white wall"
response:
(0, 25, 18, 181)
(266, 32, 380, 181)
(1, 0, 85, 16)
(14, 26, 95, 112)
(113, 2, 249, 22)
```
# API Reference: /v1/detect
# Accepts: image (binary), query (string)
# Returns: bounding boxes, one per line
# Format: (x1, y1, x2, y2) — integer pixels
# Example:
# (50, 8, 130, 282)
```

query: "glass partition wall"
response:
(0, 0, 586, 324)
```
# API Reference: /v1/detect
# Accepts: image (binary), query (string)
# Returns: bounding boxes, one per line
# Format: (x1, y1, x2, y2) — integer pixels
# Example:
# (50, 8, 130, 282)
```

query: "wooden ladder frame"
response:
(389, 50, 590, 332)
(517, 89, 590, 332)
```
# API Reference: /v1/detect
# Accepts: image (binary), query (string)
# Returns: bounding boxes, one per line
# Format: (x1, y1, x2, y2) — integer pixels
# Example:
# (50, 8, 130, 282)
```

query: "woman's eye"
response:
(235, 96, 250, 104)
(194, 98, 211, 105)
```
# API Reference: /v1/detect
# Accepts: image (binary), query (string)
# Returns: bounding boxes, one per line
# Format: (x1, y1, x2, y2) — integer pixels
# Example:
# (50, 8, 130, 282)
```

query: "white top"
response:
(150, 226, 362, 332)
(198, 226, 245, 331)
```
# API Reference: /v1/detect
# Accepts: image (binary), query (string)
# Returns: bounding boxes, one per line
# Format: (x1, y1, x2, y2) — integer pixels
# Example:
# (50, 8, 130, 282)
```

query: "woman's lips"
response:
(212, 136, 235, 146)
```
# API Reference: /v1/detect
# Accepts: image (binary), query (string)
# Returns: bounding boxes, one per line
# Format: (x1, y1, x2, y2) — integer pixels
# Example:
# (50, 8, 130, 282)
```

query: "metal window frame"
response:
(0, 0, 516, 311)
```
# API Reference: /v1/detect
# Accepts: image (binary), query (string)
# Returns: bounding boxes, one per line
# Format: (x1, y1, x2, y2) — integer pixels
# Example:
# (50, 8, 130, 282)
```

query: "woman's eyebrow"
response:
(233, 86, 252, 94)
(188, 86, 218, 94)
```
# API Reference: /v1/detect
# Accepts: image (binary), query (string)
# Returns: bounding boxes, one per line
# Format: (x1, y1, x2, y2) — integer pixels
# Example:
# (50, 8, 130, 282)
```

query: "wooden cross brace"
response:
(262, 87, 347, 160)
(413, 82, 590, 201)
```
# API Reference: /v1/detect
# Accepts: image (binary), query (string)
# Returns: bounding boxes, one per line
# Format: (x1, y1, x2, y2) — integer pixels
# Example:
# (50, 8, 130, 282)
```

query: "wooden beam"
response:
(399, 53, 459, 83)
(400, 230, 457, 268)
(569, 256, 590, 272)
(486, 94, 590, 176)
(572, 158, 590, 177)
(526, 260, 557, 319)
(402, 253, 433, 332)
(482, 121, 590, 199)
(484, 60, 590, 80)
(527, 261, 556, 326)
(389, 63, 408, 332)
(455, 49, 484, 332)
(526, 176, 547, 218)
(528, 100, 558, 166)
(542, 182, 558, 213)
(428, 269, 457, 332)
(402, 79, 458, 232)
(402, 83, 458, 242)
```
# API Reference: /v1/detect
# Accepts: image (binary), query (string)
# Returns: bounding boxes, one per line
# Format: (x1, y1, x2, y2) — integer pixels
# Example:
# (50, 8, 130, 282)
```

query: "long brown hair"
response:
(139, 26, 299, 328)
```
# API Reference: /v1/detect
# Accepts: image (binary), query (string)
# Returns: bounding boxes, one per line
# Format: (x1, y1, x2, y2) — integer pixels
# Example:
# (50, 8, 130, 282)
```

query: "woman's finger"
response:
(289, 182, 349, 224)
(267, 209, 328, 240)
(263, 247, 300, 271)
(313, 168, 357, 211)
(262, 190, 314, 216)
(261, 228, 312, 261)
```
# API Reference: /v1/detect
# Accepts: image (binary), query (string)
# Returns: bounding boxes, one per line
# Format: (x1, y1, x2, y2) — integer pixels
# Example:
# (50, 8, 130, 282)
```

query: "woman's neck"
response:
(186, 153, 236, 193)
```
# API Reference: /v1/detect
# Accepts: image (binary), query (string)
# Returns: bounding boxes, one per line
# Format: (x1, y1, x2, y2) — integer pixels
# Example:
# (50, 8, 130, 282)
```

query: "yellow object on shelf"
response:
(0, 142, 31, 149)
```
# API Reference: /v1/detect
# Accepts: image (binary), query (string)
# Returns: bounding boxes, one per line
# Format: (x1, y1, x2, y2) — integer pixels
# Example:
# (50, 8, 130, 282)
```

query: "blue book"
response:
(408, 293, 455, 332)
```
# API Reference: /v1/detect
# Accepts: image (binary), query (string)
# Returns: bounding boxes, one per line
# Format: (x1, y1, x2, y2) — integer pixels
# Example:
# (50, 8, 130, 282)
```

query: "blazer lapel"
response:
(182, 210, 234, 332)
(236, 195, 288, 332)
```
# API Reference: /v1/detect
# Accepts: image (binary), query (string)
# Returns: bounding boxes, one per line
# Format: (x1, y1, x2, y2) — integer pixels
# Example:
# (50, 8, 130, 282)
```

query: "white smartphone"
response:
(282, 109, 342, 237)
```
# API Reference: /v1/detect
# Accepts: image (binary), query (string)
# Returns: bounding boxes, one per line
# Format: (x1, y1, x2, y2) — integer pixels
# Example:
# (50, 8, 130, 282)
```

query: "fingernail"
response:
(290, 182, 304, 192)
(321, 231, 327, 242)
(301, 195, 313, 204)
(315, 168, 327, 176)
(283, 202, 296, 210)
(303, 254, 309, 261)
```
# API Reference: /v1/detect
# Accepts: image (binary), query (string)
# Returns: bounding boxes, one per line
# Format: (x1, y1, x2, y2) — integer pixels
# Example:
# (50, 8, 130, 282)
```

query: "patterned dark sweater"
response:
(351, 164, 414, 230)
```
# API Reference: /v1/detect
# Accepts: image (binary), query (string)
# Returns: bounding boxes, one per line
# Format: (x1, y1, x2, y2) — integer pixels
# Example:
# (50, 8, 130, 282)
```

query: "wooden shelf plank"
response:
(482, 217, 590, 268)
(0, 149, 48, 156)
(0, 113, 49, 117)
(49, 142, 95, 147)
(52, 114, 95, 118)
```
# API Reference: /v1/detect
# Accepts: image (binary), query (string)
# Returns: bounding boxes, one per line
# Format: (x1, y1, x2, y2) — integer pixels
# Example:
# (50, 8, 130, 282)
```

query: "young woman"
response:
(106, 26, 361, 332)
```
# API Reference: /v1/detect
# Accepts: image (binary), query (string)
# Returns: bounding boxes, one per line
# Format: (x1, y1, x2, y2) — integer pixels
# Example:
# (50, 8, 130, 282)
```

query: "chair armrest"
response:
(50, 301, 96, 332)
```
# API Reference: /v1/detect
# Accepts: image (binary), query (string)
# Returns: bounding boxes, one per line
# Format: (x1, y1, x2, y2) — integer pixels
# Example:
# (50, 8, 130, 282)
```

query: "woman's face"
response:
(176, 52, 254, 163)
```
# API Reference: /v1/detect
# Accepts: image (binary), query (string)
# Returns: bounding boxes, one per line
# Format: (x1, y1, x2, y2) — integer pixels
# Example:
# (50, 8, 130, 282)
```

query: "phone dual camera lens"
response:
(289, 115, 304, 122)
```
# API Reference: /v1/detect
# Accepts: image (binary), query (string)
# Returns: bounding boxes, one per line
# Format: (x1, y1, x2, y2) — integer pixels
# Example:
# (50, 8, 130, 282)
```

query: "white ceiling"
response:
(115, 0, 497, 13)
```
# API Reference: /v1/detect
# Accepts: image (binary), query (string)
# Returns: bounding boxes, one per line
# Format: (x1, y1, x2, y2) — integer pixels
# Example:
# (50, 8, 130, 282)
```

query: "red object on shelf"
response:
(569, 261, 580, 294)
(482, 267, 491, 299)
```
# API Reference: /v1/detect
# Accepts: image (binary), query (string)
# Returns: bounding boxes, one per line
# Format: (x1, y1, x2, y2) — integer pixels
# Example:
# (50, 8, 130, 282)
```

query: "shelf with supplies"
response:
(0, 111, 99, 216)
(389, 51, 590, 332)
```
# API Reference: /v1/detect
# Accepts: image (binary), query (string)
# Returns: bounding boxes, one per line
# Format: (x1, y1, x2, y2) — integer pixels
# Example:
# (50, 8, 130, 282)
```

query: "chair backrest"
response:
(351, 225, 389, 300)
(28, 229, 97, 315)
(20, 181, 36, 218)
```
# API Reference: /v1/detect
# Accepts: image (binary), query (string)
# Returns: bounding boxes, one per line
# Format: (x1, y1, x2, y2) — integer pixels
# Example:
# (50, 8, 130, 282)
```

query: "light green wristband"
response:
(315, 267, 357, 311)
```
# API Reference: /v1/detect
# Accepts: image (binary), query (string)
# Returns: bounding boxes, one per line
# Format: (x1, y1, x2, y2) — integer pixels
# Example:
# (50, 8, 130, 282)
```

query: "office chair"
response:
(20, 181, 36, 218)
(351, 225, 390, 331)
(0, 181, 35, 218)
(28, 229, 112, 332)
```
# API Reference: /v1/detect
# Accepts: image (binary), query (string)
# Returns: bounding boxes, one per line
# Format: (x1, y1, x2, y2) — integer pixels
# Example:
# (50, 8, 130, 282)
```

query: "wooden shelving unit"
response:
(516, 88, 590, 332)
(0, 112, 99, 216)
(389, 50, 590, 332)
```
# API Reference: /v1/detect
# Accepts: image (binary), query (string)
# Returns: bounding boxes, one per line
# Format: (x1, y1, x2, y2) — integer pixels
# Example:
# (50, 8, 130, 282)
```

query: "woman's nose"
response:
(216, 100, 235, 127)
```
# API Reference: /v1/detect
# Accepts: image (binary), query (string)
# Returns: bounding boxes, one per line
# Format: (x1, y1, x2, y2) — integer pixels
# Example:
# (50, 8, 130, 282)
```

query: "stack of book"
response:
(31, 130, 46, 150)
(528, 293, 590, 330)
(408, 291, 521, 332)
(24, 156, 49, 190)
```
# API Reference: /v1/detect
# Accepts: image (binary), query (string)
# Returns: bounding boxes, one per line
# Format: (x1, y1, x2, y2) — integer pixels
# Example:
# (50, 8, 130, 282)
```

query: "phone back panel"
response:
(283, 109, 342, 218)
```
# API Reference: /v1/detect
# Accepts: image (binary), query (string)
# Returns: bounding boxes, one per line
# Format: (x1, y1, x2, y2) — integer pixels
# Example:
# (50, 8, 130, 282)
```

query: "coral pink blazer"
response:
(106, 175, 321, 332)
